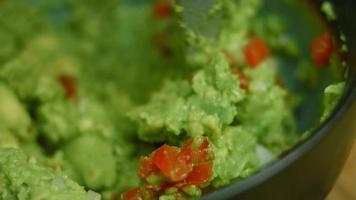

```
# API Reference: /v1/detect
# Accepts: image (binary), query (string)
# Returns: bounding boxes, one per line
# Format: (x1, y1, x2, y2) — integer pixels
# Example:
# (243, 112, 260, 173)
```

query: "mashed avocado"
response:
(0, 0, 344, 199)
(0, 148, 95, 200)
(129, 54, 245, 143)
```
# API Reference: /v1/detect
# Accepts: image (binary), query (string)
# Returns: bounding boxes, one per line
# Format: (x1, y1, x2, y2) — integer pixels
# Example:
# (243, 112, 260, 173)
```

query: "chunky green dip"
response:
(0, 0, 344, 199)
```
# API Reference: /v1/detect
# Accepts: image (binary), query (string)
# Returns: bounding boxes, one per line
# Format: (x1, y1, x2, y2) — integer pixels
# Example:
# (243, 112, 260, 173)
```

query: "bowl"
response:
(202, 0, 356, 199)
(0, 1, 354, 199)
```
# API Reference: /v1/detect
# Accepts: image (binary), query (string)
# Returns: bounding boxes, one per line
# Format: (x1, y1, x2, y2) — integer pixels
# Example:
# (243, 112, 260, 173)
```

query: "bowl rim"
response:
(202, 4, 356, 200)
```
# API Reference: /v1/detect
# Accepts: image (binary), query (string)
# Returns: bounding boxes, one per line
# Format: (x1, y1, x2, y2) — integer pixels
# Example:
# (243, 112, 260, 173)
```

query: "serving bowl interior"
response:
(0, 0, 354, 199)
(202, 0, 356, 199)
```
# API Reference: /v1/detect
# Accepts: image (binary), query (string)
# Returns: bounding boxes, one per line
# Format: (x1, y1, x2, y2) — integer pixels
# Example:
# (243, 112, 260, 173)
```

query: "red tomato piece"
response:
(122, 188, 141, 200)
(137, 156, 160, 179)
(193, 138, 211, 163)
(153, 1, 173, 19)
(243, 37, 270, 68)
(153, 144, 193, 182)
(199, 138, 209, 150)
(182, 137, 212, 164)
(179, 142, 193, 165)
(58, 74, 76, 99)
(184, 162, 213, 186)
(311, 32, 333, 67)
(152, 144, 180, 176)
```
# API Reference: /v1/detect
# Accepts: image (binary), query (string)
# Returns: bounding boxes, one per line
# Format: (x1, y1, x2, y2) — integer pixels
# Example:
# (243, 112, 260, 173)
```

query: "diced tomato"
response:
(179, 142, 193, 165)
(192, 138, 211, 164)
(152, 144, 180, 176)
(152, 144, 193, 182)
(199, 138, 209, 150)
(137, 156, 160, 179)
(231, 68, 249, 91)
(311, 32, 333, 67)
(243, 37, 270, 68)
(182, 137, 212, 164)
(122, 188, 141, 200)
(184, 162, 213, 186)
(181, 139, 193, 158)
(153, 1, 173, 19)
(58, 74, 76, 99)
(130, 138, 213, 198)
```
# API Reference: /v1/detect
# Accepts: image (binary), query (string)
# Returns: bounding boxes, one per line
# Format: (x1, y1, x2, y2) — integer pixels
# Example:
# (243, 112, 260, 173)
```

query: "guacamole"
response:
(0, 148, 98, 200)
(0, 0, 344, 199)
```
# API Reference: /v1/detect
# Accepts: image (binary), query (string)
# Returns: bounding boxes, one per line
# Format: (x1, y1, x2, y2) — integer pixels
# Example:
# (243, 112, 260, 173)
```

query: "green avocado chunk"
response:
(0, 148, 93, 200)
(212, 126, 260, 187)
(238, 61, 298, 154)
(129, 54, 245, 143)
(0, 83, 34, 141)
(62, 135, 117, 190)
(0, 128, 19, 149)
(320, 82, 345, 122)
(37, 100, 80, 145)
